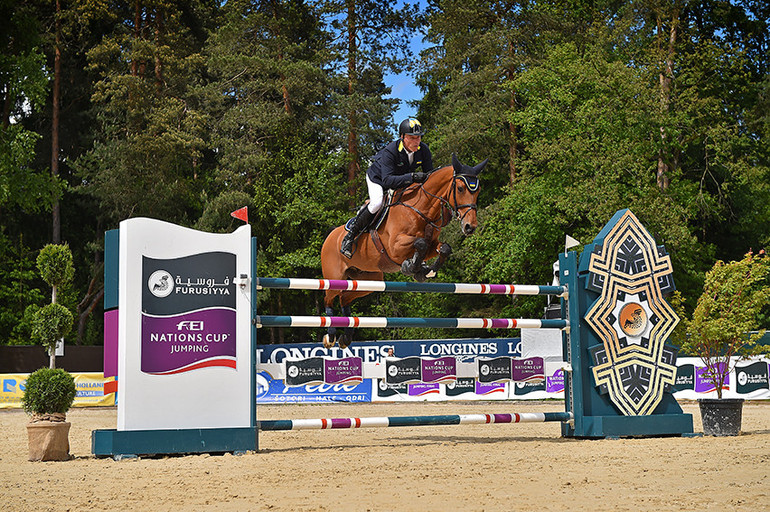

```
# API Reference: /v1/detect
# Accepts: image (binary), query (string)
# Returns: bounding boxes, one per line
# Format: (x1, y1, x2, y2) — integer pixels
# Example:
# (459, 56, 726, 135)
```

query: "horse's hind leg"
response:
(338, 305, 353, 349)
(322, 290, 341, 348)
(322, 305, 337, 348)
(335, 270, 382, 349)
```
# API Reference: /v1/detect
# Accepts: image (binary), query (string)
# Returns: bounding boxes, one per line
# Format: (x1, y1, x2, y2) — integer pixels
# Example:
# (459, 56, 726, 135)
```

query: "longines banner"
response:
(255, 338, 565, 403)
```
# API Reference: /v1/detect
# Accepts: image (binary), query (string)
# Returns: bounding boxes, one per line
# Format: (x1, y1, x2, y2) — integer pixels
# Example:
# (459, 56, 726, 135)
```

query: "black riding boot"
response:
(340, 207, 375, 258)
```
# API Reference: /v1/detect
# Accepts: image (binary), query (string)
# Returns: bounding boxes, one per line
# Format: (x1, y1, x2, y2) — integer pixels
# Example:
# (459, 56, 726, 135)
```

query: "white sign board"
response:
(118, 218, 252, 431)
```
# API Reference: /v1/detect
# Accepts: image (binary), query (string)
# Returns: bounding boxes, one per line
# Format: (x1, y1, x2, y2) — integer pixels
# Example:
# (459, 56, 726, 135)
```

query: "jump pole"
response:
(258, 412, 573, 431)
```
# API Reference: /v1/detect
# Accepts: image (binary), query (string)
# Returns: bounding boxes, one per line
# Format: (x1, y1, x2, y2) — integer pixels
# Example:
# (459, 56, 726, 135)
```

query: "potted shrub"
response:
(679, 251, 770, 436)
(22, 367, 77, 461)
(22, 243, 77, 461)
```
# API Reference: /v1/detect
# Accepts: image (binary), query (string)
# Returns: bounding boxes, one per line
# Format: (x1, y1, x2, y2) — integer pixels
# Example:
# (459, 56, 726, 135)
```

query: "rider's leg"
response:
(365, 175, 384, 214)
(340, 177, 382, 258)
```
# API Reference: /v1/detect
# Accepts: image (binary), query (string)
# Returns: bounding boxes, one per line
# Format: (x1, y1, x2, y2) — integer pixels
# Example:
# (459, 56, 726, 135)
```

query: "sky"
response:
(383, 1, 431, 131)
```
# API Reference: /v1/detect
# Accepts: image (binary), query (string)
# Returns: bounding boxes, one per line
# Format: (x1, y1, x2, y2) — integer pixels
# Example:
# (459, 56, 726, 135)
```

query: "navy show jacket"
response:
(366, 140, 433, 190)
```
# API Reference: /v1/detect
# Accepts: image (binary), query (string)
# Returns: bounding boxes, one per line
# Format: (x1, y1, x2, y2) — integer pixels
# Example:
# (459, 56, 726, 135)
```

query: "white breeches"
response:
(365, 175, 385, 214)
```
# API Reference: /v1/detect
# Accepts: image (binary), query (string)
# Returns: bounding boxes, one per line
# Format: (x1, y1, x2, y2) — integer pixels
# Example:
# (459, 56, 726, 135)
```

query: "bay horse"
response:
(320, 154, 487, 348)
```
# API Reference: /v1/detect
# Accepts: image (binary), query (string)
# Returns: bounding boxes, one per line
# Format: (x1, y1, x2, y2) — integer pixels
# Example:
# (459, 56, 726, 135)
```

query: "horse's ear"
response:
(452, 153, 463, 174)
(471, 158, 489, 176)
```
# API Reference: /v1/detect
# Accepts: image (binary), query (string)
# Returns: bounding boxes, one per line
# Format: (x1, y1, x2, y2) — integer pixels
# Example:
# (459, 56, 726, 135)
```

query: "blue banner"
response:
(256, 338, 521, 403)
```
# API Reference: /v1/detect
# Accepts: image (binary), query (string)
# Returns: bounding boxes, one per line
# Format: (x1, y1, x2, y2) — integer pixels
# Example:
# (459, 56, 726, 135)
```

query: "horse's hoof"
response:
(322, 334, 336, 348)
(425, 270, 436, 279)
(338, 334, 352, 349)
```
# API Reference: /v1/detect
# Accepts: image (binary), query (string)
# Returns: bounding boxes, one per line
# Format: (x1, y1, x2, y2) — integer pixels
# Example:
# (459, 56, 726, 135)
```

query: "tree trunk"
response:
(346, 0, 359, 203)
(270, 2, 292, 115)
(51, 0, 62, 243)
(154, 7, 164, 93)
(507, 42, 517, 186)
(656, 9, 678, 192)
(132, 0, 141, 77)
(77, 277, 104, 345)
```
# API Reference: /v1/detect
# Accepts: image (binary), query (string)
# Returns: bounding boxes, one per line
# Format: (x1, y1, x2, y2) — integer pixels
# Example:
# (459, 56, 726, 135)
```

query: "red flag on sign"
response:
(230, 206, 248, 223)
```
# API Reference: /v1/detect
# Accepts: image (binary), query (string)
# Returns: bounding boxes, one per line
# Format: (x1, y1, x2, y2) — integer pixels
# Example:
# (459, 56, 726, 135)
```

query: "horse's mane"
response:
(399, 165, 453, 202)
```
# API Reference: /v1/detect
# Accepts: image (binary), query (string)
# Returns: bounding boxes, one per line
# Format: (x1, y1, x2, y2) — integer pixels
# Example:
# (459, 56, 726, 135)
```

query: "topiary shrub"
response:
(22, 368, 77, 417)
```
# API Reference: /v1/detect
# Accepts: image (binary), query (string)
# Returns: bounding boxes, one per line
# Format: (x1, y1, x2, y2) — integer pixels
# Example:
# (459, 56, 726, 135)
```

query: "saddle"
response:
(343, 192, 400, 267)
(343, 191, 394, 233)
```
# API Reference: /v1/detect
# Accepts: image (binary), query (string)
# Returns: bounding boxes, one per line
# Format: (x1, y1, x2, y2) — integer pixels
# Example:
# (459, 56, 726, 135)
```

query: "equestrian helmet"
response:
(399, 118, 425, 137)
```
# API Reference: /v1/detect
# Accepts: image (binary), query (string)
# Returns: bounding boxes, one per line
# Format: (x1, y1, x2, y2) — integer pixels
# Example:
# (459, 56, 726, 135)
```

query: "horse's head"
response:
(451, 153, 487, 235)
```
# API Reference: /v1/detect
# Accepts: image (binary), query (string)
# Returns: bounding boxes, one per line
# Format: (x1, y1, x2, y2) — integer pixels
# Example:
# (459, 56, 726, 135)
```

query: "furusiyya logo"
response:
(148, 270, 174, 298)
(288, 365, 300, 378)
(480, 364, 490, 376)
(388, 365, 399, 377)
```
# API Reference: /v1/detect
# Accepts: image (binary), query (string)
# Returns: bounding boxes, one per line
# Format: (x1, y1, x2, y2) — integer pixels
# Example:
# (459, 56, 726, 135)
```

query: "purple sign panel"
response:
(695, 363, 729, 393)
(325, 357, 363, 385)
(513, 357, 545, 382)
(421, 356, 457, 384)
(408, 383, 440, 397)
(547, 368, 565, 393)
(141, 252, 237, 375)
(475, 381, 506, 396)
(141, 309, 237, 374)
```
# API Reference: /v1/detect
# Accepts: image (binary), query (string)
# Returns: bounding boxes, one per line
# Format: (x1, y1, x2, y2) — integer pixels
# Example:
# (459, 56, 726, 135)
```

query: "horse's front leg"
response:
(420, 242, 452, 280)
(401, 238, 430, 281)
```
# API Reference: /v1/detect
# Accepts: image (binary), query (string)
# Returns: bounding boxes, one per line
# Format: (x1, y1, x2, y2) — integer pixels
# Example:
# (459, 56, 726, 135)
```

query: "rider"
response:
(340, 118, 434, 258)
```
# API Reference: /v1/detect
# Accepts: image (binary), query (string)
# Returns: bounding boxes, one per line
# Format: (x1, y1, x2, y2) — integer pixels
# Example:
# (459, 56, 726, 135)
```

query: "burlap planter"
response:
(27, 421, 71, 461)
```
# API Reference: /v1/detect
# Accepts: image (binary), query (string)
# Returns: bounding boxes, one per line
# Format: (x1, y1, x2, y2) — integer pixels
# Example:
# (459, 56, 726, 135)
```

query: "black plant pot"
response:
(698, 398, 744, 436)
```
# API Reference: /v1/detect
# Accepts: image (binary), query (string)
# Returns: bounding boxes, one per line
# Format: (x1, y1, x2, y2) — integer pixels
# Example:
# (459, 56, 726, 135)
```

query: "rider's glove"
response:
(411, 172, 427, 183)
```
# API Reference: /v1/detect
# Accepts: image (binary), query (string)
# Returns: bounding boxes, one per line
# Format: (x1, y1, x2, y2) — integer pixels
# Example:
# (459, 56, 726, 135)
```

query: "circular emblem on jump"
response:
(288, 365, 299, 378)
(148, 270, 174, 298)
(388, 365, 398, 377)
(480, 364, 490, 376)
(619, 302, 647, 337)
(738, 371, 748, 386)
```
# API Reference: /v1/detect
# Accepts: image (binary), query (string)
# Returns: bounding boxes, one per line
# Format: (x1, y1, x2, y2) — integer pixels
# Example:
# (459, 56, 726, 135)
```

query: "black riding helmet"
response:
(398, 118, 425, 137)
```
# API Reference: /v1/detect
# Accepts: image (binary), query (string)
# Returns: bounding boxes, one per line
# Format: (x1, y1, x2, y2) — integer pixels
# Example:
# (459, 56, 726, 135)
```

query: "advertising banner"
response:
(256, 338, 557, 403)
(0, 373, 115, 409)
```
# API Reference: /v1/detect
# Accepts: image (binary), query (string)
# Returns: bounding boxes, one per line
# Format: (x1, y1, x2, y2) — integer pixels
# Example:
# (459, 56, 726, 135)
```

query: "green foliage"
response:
(32, 303, 73, 353)
(0, 233, 46, 345)
(679, 253, 770, 398)
(22, 368, 77, 416)
(2, 0, 770, 347)
(36, 244, 75, 291)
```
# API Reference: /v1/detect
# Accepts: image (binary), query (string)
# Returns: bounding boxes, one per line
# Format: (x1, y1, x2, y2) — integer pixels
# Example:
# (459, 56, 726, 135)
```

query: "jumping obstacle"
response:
(258, 412, 573, 431)
(256, 277, 566, 297)
(92, 210, 694, 458)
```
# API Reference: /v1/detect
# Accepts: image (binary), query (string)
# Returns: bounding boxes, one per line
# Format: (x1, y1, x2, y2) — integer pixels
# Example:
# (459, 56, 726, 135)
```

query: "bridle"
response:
(391, 171, 479, 230)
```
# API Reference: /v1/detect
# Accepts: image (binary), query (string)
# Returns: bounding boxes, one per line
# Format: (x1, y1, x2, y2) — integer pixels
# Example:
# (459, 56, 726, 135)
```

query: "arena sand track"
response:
(1, 400, 769, 512)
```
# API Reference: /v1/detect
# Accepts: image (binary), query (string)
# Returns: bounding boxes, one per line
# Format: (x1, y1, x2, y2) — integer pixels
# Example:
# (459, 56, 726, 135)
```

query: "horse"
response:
(320, 154, 488, 348)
